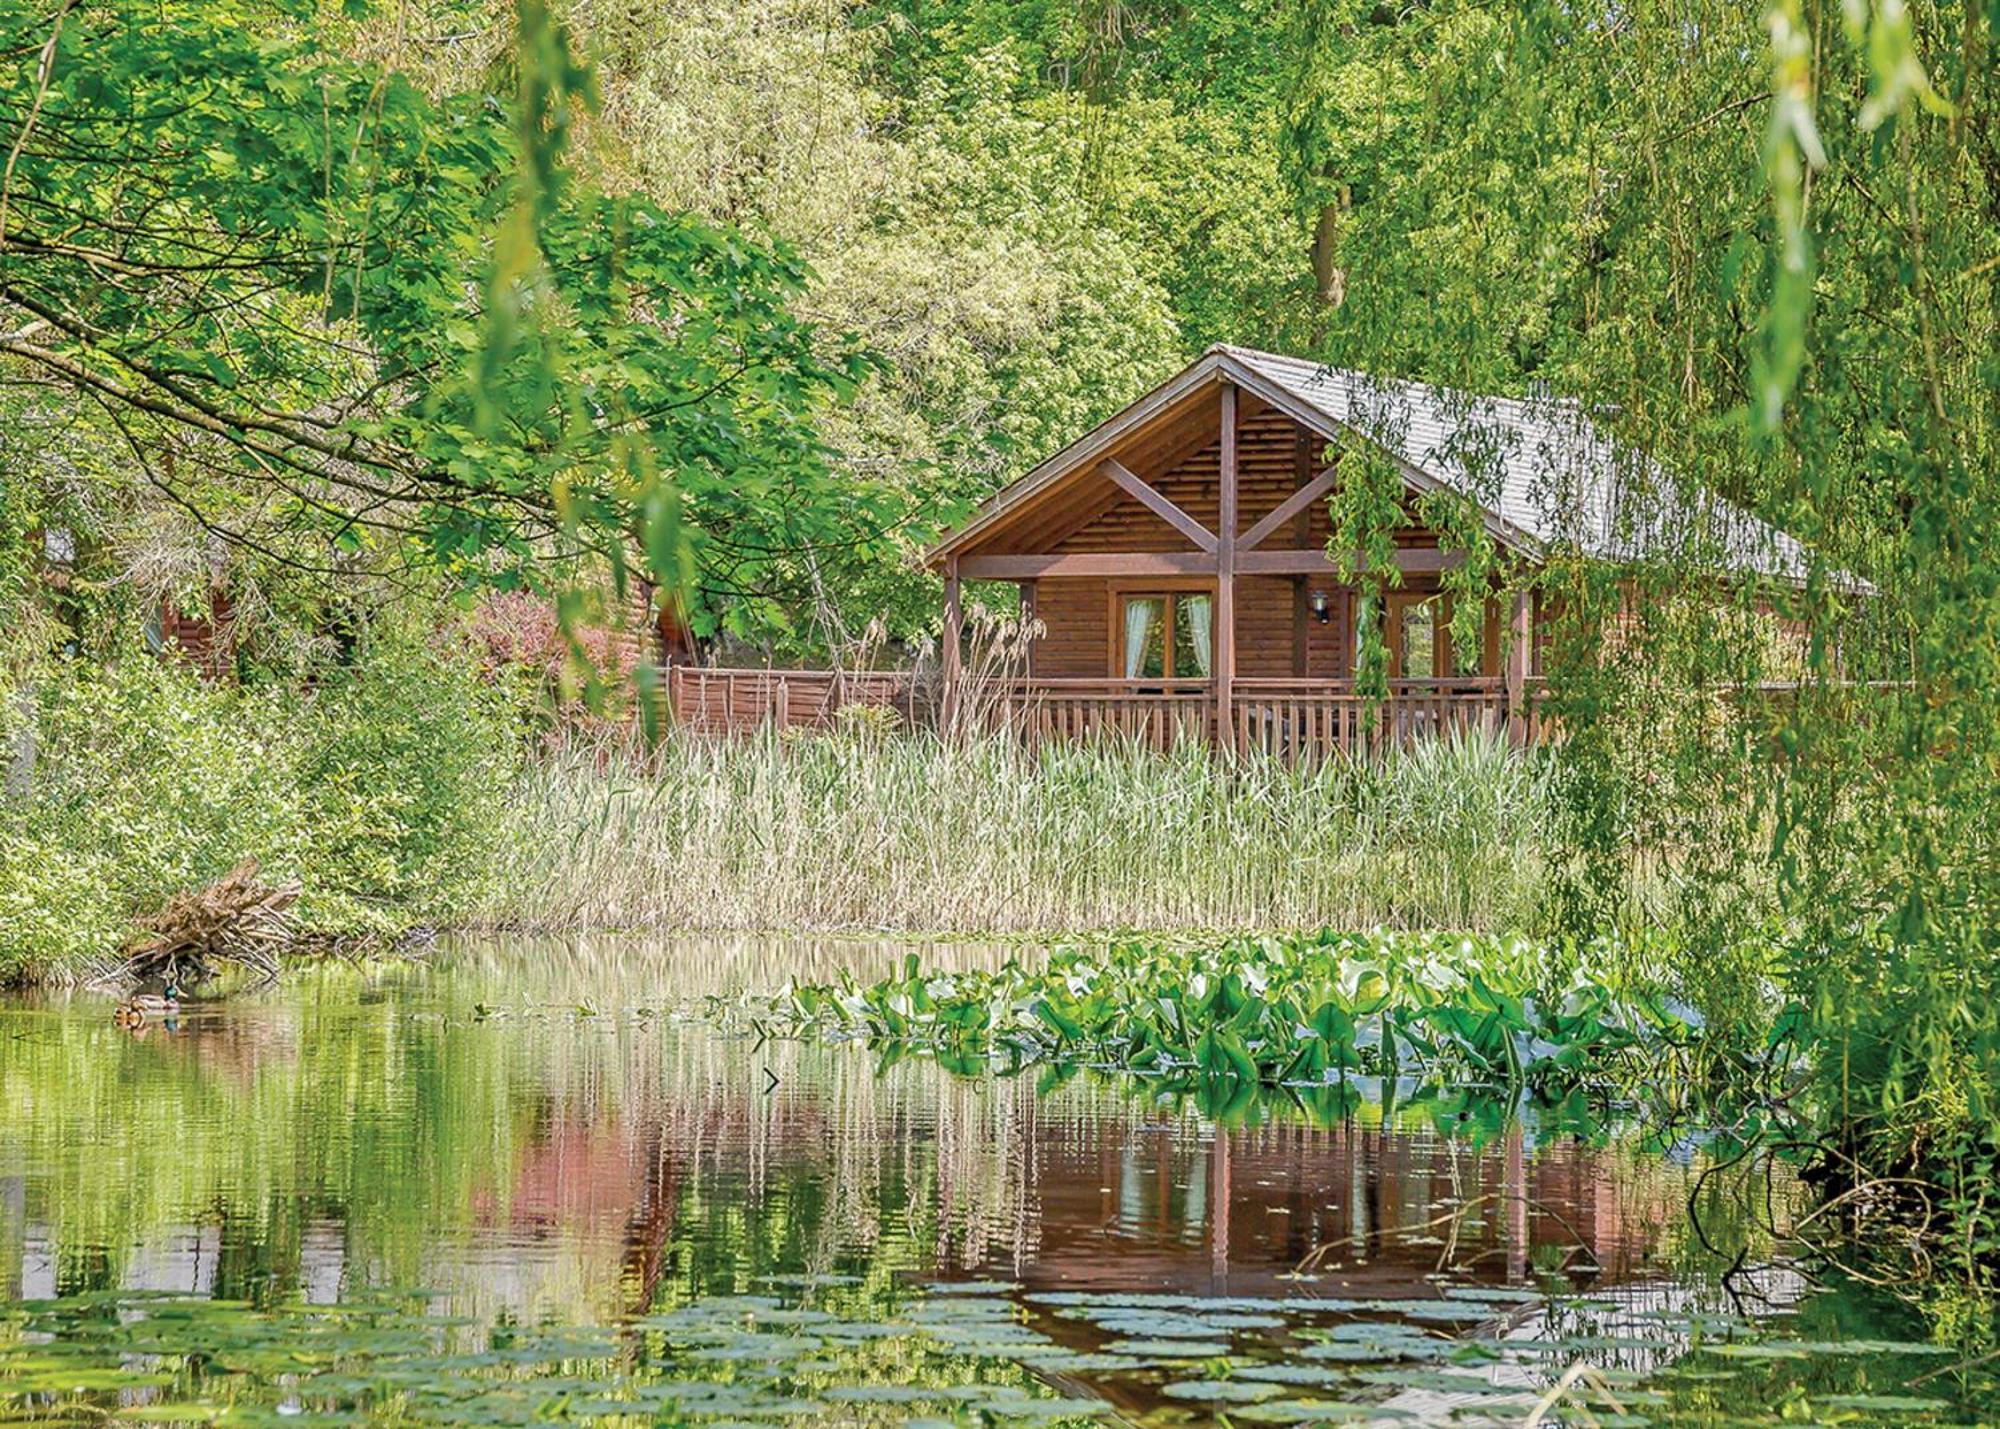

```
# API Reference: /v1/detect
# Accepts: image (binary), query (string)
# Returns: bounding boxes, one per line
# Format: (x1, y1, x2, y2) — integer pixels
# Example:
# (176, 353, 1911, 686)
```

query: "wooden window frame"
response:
(1378, 588, 1506, 679)
(1106, 579, 1216, 681)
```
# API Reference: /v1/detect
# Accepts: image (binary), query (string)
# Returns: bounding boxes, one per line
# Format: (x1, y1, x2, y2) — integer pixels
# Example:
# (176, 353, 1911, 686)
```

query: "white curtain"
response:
(1123, 598, 1157, 678)
(1184, 594, 1213, 677)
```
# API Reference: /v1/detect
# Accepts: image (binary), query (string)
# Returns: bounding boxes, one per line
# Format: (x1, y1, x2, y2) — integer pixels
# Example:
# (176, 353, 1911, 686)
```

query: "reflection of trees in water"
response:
(930, 1070, 1043, 1274)
(0, 947, 1799, 1331)
(436, 932, 1025, 1006)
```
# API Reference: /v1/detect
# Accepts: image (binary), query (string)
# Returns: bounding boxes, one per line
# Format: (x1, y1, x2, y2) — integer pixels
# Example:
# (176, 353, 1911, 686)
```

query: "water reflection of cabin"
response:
(670, 345, 1808, 758)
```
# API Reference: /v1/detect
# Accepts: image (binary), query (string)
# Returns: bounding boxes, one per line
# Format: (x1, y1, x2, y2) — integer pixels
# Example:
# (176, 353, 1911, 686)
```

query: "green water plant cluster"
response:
(0, 1285, 1103, 1427)
(771, 933, 1724, 1095)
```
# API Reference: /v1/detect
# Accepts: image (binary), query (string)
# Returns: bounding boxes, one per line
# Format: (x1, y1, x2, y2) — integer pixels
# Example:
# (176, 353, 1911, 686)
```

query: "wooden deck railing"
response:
(1232, 677, 1512, 760)
(665, 665, 1549, 760)
(988, 678, 1213, 752)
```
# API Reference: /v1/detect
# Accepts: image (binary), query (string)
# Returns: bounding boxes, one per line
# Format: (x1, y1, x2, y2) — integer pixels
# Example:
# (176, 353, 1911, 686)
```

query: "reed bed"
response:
(484, 726, 1564, 936)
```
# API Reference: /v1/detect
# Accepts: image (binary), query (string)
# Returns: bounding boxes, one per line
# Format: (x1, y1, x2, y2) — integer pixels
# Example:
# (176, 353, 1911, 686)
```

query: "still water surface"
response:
(0, 939, 1985, 1424)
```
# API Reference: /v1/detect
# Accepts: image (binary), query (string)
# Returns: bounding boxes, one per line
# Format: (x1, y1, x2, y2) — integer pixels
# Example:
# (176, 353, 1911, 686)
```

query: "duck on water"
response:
(114, 983, 180, 1030)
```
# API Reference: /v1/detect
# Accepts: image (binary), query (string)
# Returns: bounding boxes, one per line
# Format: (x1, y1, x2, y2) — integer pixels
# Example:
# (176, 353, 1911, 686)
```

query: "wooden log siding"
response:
(1043, 407, 1447, 558)
(972, 402, 1494, 690)
(1028, 575, 1349, 681)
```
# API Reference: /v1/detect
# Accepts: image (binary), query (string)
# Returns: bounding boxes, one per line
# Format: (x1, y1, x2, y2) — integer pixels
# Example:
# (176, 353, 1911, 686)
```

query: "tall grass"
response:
(485, 726, 1565, 935)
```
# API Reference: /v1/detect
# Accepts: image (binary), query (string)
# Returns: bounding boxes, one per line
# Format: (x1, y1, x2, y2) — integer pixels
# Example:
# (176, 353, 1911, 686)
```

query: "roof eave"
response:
(924, 344, 1553, 572)
(921, 350, 1231, 570)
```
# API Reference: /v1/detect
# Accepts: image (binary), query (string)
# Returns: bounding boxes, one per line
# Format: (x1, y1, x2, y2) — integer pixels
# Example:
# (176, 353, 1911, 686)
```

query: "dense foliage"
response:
(0, 633, 516, 975)
(1296, 0, 1999, 1275)
(0, 0, 869, 653)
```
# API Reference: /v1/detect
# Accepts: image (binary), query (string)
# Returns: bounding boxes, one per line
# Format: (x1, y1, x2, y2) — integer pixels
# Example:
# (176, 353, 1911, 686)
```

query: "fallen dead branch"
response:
(120, 858, 298, 985)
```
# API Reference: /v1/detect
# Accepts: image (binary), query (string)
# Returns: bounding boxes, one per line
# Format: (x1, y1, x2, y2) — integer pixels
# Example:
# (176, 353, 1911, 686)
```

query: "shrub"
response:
(0, 830, 131, 977)
(0, 655, 299, 978)
(0, 633, 525, 980)
(292, 633, 524, 934)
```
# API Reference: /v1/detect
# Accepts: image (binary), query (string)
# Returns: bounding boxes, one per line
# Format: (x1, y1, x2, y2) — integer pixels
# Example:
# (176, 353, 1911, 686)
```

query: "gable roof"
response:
(929, 344, 1814, 583)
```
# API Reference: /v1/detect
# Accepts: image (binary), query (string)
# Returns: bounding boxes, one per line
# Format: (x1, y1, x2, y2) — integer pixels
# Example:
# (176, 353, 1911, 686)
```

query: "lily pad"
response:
(1236, 1364, 1359, 1388)
(824, 1385, 946, 1404)
(1160, 1379, 1286, 1403)
(1100, 1337, 1233, 1358)
(976, 1396, 1112, 1418)
(1349, 1369, 1534, 1397)
(1762, 1339, 1954, 1357)
(1230, 1398, 1413, 1424)
(1703, 1343, 1814, 1361)
(1081, 1311, 1254, 1339)
(1015, 1351, 1140, 1373)
(1359, 1299, 1501, 1323)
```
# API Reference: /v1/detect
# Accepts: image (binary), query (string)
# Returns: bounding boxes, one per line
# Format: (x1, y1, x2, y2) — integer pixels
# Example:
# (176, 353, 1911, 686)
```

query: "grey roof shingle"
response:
(1221, 345, 1813, 581)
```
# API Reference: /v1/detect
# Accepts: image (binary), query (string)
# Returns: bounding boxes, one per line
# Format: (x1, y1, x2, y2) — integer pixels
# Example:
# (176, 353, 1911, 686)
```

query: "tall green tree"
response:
(0, 0, 868, 655)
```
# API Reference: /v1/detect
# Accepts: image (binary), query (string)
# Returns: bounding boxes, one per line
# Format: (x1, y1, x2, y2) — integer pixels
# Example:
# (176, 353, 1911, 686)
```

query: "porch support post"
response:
(942, 555, 963, 730)
(1291, 429, 1311, 677)
(1216, 383, 1239, 752)
(1018, 579, 1037, 678)
(1505, 586, 1530, 746)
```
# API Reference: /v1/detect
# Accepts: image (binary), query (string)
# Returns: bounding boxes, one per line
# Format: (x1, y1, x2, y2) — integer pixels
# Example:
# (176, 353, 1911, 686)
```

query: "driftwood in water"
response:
(123, 858, 298, 984)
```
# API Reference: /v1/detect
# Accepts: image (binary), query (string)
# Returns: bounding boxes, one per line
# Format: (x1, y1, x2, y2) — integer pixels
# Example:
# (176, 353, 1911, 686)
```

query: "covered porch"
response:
(927, 346, 1544, 755)
(668, 346, 1556, 760)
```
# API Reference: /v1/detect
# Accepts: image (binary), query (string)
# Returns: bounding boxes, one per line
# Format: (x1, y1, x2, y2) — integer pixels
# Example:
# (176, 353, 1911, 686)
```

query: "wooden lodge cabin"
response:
(670, 345, 1810, 757)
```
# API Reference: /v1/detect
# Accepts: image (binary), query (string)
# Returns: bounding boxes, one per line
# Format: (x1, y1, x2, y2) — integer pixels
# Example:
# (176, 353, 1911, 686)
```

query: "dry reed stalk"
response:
(484, 725, 1578, 937)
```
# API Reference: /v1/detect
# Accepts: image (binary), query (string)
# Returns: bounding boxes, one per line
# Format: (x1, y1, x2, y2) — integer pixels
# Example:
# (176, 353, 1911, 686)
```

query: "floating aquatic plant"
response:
(2, 1276, 1987, 1426)
(765, 932, 1724, 1095)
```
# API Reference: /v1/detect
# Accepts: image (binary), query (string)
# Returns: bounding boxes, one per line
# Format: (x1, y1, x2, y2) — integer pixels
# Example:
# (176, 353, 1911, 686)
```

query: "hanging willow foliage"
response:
(1283, 0, 1994, 1275)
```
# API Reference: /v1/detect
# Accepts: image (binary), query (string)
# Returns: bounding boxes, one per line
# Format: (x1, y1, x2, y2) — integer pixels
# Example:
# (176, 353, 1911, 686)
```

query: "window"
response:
(1400, 599, 1437, 678)
(1120, 592, 1213, 679)
(1384, 592, 1451, 678)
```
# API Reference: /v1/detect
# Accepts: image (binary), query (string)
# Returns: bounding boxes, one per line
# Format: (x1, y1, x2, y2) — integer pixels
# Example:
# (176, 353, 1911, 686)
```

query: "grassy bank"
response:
(3, 651, 1580, 981)
(484, 726, 1570, 938)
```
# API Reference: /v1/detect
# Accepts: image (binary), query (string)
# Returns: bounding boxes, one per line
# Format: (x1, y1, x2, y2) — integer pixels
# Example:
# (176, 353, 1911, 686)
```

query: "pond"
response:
(0, 938, 1989, 1425)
